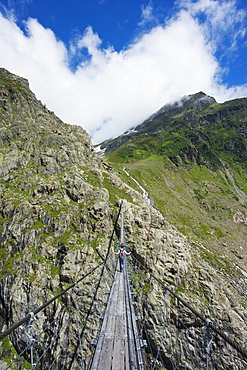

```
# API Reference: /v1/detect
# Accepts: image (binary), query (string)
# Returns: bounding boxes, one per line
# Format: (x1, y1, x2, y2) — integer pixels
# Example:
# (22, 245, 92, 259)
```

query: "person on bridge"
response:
(115, 244, 131, 272)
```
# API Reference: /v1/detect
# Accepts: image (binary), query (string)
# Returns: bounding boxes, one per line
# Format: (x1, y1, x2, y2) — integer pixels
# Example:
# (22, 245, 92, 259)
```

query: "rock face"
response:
(0, 69, 246, 369)
(98, 91, 247, 169)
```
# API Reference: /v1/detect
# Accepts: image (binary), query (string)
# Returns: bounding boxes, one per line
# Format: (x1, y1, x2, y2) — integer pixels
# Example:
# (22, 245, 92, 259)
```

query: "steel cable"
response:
(0, 262, 104, 342)
(68, 203, 123, 369)
(2, 254, 116, 369)
(130, 253, 247, 361)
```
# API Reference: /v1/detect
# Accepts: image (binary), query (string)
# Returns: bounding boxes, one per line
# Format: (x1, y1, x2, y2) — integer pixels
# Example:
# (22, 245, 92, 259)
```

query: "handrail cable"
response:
(34, 277, 100, 369)
(59, 285, 88, 370)
(161, 288, 203, 369)
(68, 203, 123, 369)
(0, 262, 103, 342)
(124, 267, 136, 370)
(69, 255, 117, 369)
(130, 254, 247, 361)
(124, 264, 146, 370)
(175, 307, 202, 369)
(0, 203, 122, 344)
(5, 285, 84, 369)
(6, 273, 115, 370)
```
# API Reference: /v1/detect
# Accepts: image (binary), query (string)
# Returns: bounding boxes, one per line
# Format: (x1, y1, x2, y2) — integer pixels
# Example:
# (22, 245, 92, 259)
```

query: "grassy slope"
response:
(104, 97, 247, 273)
(106, 153, 247, 273)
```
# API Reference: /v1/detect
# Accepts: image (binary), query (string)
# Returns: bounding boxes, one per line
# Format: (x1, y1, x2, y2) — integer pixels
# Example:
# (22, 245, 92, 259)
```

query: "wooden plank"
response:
(123, 267, 140, 370)
(96, 338, 114, 370)
(90, 267, 144, 369)
(115, 314, 125, 339)
(112, 339, 125, 369)
(105, 313, 116, 338)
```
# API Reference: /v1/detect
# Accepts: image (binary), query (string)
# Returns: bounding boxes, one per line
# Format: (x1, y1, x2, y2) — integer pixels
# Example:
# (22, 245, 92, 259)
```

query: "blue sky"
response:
(0, 0, 247, 143)
(1, 1, 175, 51)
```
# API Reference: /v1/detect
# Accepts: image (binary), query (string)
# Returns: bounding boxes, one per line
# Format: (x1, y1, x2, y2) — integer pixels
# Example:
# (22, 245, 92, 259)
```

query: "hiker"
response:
(115, 244, 131, 271)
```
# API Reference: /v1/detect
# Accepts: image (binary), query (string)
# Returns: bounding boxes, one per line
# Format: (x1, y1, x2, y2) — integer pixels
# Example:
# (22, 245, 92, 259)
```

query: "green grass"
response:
(0, 336, 33, 369)
(51, 265, 60, 278)
(200, 250, 233, 274)
(105, 153, 247, 271)
(106, 96, 247, 170)
(102, 173, 133, 204)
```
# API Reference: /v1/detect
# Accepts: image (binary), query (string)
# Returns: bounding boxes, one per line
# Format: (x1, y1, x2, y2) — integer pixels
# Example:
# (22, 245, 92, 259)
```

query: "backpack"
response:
(120, 251, 124, 258)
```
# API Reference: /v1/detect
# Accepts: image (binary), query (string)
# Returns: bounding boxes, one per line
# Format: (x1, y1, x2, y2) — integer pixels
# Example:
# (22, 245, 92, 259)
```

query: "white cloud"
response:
(179, 0, 246, 52)
(0, 0, 246, 144)
(138, 3, 156, 27)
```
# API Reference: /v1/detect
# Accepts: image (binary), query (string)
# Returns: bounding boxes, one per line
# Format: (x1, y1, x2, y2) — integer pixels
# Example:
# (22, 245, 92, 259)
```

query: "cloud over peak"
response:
(0, 0, 246, 143)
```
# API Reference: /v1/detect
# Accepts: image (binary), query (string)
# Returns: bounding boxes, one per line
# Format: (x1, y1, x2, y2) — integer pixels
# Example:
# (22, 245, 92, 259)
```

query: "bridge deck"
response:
(90, 260, 144, 369)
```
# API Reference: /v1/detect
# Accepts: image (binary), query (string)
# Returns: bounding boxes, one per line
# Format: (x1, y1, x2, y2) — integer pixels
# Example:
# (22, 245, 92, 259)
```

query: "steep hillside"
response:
(99, 92, 247, 169)
(103, 92, 247, 271)
(0, 70, 247, 369)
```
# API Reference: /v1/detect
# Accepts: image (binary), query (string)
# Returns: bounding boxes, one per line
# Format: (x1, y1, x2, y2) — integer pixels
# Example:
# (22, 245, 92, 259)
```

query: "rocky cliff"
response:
(0, 69, 246, 369)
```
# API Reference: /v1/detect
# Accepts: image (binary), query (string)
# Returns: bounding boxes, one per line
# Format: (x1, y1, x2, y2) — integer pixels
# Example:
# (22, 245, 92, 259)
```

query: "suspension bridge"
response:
(0, 200, 247, 369)
(90, 201, 145, 370)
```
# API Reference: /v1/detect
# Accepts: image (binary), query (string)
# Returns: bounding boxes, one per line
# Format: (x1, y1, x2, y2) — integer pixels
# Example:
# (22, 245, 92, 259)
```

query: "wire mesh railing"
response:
(2, 197, 247, 370)
(1, 252, 118, 370)
(126, 253, 247, 370)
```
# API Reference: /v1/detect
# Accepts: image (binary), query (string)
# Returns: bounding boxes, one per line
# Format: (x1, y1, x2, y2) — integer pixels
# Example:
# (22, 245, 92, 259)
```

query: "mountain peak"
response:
(147, 92, 216, 122)
(186, 91, 216, 107)
(98, 92, 217, 155)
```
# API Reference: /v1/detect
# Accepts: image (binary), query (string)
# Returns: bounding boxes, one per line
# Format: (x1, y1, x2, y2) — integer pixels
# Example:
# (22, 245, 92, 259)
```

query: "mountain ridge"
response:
(96, 91, 217, 154)
(98, 91, 247, 170)
(0, 68, 247, 369)
(102, 90, 247, 274)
